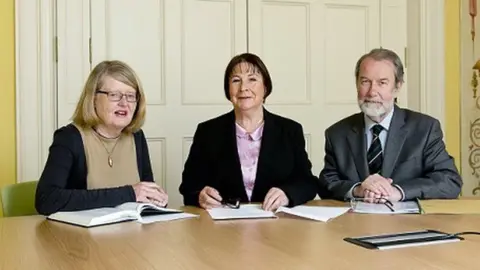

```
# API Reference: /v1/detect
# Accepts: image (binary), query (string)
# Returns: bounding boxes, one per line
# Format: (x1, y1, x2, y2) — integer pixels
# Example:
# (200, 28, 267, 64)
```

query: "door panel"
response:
(381, 0, 408, 106)
(248, 0, 402, 175)
(56, 0, 91, 127)
(90, 0, 248, 207)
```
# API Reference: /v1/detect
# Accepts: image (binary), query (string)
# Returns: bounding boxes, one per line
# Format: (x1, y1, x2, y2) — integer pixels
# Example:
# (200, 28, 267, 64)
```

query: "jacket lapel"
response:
(346, 114, 369, 181)
(381, 107, 407, 178)
(224, 111, 249, 201)
(251, 109, 276, 200)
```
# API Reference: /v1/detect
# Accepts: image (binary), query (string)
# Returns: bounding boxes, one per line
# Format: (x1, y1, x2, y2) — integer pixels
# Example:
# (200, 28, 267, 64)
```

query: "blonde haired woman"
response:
(36, 60, 168, 215)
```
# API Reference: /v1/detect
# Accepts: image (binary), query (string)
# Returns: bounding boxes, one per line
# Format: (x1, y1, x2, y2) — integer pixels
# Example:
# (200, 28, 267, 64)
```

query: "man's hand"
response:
(353, 174, 395, 202)
(386, 182, 402, 202)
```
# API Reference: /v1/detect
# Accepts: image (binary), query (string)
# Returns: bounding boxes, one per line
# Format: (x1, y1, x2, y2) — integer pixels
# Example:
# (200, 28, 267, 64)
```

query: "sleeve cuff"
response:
(345, 182, 361, 200)
(393, 184, 405, 201)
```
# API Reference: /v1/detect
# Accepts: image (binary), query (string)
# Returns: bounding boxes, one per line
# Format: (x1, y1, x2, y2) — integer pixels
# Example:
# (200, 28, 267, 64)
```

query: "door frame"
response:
(15, 0, 446, 182)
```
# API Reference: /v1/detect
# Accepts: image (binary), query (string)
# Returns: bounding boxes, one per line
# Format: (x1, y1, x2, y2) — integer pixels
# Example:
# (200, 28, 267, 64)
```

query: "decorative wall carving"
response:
(467, 0, 480, 195)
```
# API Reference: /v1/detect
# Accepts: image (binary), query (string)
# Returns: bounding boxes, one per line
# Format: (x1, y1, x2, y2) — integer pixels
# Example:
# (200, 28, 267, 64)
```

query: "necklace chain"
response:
(93, 129, 120, 168)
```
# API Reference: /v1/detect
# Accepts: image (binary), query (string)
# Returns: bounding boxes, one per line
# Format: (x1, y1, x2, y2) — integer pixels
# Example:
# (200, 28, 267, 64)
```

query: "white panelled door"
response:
(56, 0, 407, 207)
(56, 0, 91, 128)
(89, 0, 247, 207)
(248, 0, 407, 177)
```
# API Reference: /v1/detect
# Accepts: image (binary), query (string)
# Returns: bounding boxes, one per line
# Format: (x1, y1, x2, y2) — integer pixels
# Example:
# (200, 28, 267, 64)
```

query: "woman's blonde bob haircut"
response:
(72, 60, 146, 134)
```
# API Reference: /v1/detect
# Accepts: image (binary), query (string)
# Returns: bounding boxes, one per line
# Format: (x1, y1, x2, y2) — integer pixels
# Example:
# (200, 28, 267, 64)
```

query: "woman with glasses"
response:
(35, 60, 168, 215)
(179, 53, 318, 211)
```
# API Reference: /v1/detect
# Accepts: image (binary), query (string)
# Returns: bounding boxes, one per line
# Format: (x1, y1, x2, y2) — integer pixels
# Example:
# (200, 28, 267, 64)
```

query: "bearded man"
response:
(318, 48, 462, 203)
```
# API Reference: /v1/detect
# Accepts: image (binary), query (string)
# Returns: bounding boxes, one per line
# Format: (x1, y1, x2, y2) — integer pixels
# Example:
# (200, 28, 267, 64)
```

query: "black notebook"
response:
(344, 230, 463, 250)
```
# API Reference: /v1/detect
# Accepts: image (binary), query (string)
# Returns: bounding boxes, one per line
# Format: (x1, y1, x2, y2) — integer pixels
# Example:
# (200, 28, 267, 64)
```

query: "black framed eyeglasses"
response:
(221, 198, 240, 209)
(350, 197, 395, 212)
(96, 90, 138, 103)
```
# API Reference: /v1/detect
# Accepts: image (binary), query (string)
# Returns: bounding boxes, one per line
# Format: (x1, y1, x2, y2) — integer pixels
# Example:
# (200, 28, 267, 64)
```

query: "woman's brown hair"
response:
(71, 60, 146, 133)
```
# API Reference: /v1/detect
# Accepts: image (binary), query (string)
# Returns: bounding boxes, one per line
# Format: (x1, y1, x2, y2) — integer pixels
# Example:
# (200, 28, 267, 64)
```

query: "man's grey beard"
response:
(358, 100, 394, 118)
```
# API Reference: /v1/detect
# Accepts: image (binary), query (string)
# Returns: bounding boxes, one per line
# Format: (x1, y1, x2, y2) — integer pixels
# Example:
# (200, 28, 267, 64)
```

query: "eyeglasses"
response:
(350, 197, 395, 212)
(96, 90, 138, 103)
(221, 198, 240, 209)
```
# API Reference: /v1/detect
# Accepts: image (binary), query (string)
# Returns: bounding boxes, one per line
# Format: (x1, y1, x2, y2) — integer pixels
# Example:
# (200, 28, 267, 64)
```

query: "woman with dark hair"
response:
(179, 53, 317, 211)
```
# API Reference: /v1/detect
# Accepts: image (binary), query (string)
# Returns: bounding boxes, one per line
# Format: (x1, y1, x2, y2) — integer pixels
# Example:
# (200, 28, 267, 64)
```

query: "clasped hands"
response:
(132, 182, 169, 207)
(198, 186, 289, 211)
(353, 174, 402, 203)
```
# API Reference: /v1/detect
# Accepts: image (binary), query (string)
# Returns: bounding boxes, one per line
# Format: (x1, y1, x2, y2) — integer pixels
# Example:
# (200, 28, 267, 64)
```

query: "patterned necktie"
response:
(367, 124, 384, 174)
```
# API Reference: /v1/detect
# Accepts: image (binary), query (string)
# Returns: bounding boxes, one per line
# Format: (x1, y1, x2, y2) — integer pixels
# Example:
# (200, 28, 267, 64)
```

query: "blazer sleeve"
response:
(35, 127, 137, 215)
(318, 130, 357, 200)
(179, 123, 210, 206)
(277, 123, 318, 206)
(137, 129, 154, 182)
(397, 119, 462, 200)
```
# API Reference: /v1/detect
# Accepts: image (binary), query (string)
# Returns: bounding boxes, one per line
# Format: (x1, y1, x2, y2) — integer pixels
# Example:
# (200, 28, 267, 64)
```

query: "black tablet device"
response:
(344, 230, 463, 250)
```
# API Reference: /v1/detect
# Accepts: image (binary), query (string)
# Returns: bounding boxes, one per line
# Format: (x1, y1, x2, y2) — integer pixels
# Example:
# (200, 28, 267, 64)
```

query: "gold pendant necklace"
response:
(93, 129, 120, 168)
(104, 140, 119, 167)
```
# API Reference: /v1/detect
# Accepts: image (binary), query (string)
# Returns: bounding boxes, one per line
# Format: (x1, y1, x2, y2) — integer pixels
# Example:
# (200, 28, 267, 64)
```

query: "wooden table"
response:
(0, 200, 479, 269)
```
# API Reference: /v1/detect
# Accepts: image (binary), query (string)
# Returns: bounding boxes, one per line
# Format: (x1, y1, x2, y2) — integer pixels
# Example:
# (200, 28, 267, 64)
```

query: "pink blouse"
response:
(235, 122, 264, 201)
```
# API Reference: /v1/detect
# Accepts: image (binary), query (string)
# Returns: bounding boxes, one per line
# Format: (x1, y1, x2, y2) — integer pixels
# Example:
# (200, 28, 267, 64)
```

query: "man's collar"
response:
(364, 106, 395, 132)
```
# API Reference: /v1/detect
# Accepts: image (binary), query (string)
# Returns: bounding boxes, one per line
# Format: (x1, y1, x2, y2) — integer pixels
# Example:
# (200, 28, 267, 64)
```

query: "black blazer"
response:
(179, 109, 318, 207)
(35, 124, 154, 215)
(319, 106, 462, 200)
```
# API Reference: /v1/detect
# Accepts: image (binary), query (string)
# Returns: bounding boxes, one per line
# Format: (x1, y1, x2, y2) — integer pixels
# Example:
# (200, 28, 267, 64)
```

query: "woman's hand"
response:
(198, 186, 222, 209)
(262, 187, 289, 211)
(133, 182, 168, 207)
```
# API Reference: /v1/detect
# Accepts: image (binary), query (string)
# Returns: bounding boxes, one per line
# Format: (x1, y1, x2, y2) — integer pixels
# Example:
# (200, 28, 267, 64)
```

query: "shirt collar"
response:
(364, 106, 395, 132)
(235, 122, 264, 141)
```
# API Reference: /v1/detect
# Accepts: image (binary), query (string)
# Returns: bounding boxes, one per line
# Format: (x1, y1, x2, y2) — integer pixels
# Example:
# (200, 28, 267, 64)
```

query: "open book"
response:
(47, 202, 197, 227)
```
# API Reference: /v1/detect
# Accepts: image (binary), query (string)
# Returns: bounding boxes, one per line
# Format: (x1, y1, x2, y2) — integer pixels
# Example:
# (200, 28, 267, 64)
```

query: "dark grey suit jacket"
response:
(319, 106, 462, 200)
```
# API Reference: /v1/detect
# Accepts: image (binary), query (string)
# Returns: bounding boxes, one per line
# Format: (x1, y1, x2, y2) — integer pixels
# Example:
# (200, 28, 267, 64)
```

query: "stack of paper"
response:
(207, 204, 277, 220)
(206, 204, 350, 222)
(276, 205, 350, 222)
(351, 201, 420, 214)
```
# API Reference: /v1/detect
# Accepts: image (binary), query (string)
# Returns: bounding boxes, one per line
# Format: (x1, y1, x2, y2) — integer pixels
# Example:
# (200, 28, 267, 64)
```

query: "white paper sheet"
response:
(138, 213, 199, 224)
(207, 204, 277, 220)
(351, 201, 420, 214)
(276, 205, 350, 222)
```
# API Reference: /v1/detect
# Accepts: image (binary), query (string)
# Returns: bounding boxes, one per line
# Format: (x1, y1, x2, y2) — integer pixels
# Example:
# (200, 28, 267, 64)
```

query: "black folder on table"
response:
(344, 230, 463, 250)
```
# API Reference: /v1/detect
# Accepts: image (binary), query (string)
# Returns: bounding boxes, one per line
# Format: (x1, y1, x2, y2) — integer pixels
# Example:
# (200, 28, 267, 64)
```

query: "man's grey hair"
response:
(354, 48, 405, 85)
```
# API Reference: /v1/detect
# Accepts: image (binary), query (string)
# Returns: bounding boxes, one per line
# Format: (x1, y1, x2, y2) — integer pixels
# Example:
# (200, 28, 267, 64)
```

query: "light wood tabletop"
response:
(0, 200, 479, 270)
